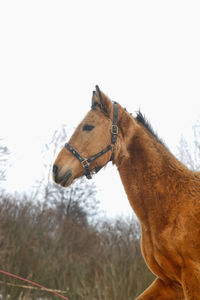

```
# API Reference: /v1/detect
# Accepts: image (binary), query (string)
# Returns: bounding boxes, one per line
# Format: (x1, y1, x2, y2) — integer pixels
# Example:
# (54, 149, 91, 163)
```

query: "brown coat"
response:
(53, 86, 200, 299)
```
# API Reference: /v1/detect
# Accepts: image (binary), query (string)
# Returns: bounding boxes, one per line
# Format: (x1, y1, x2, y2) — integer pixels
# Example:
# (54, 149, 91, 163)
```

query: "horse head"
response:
(53, 86, 120, 187)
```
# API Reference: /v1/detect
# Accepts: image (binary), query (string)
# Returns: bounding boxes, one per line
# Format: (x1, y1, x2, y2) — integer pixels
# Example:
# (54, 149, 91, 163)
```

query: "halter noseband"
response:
(65, 102, 118, 179)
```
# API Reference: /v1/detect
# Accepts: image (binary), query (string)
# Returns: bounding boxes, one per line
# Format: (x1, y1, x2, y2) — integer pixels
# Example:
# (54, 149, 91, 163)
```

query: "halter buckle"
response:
(81, 159, 90, 168)
(111, 124, 118, 135)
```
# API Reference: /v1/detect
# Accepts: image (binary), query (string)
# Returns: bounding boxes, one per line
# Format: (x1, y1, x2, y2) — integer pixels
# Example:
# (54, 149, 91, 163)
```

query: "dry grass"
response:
(0, 193, 154, 300)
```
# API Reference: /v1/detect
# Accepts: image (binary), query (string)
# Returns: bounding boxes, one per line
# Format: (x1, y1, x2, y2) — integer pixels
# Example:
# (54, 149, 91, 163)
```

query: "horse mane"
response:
(135, 110, 167, 148)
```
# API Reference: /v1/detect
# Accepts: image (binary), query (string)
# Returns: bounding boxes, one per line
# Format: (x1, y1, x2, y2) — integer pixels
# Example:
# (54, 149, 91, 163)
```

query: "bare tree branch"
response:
(0, 139, 10, 182)
(178, 121, 200, 171)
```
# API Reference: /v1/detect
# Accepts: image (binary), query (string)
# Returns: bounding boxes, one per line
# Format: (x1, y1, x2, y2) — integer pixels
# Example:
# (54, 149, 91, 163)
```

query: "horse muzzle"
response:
(53, 165, 73, 187)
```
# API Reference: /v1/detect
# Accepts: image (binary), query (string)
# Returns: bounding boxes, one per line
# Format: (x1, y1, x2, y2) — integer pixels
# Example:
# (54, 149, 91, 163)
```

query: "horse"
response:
(53, 86, 200, 299)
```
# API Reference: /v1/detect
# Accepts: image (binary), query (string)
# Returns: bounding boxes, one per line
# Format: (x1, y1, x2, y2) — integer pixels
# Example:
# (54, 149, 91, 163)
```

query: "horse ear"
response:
(92, 85, 112, 117)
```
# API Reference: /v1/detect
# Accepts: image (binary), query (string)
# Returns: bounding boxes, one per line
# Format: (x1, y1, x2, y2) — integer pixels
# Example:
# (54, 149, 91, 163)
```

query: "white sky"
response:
(0, 0, 200, 218)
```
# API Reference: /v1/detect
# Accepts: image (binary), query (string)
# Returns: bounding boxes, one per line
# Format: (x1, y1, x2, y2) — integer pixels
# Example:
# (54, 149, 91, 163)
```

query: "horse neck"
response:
(115, 110, 190, 225)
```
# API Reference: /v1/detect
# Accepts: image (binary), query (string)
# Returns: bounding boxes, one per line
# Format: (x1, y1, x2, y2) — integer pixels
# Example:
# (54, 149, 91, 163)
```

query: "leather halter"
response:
(65, 102, 118, 179)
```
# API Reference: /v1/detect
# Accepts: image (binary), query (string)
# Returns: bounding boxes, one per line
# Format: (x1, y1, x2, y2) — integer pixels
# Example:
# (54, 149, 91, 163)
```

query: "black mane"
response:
(135, 111, 166, 148)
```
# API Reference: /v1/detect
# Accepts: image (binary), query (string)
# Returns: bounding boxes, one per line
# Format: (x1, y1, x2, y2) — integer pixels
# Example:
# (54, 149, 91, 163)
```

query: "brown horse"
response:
(53, 86, 200, 299)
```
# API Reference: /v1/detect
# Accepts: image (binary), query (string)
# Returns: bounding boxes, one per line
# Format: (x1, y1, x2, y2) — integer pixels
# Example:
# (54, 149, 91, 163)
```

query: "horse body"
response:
(53, 86, 200, 299)
(115, 106, 200, 298)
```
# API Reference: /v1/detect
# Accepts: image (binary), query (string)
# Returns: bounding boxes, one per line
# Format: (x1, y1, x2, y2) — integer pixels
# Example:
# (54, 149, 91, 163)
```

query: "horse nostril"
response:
(53, 164, 58, 177)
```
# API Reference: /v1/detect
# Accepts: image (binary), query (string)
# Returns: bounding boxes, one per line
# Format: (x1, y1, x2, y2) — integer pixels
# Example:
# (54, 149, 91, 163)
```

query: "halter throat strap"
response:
(65, 102, 118, 179)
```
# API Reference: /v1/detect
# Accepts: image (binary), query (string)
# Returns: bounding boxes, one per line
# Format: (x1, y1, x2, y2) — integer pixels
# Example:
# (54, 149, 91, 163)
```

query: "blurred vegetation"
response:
(178, 121, 200, 170)
(0, 192, 154, 300)
(0, 139, 10, 183)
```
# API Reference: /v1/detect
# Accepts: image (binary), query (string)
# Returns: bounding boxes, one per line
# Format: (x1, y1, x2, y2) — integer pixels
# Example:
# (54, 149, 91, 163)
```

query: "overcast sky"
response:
(0, 1, 200, 218)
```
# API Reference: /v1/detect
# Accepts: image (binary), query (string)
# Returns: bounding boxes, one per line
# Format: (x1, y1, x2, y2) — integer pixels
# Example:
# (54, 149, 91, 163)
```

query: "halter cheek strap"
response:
(65, 102, 118, 179)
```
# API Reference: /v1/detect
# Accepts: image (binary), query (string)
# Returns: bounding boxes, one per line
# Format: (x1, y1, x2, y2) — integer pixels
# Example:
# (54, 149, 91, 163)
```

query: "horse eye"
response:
(82, 124, 94, 131)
